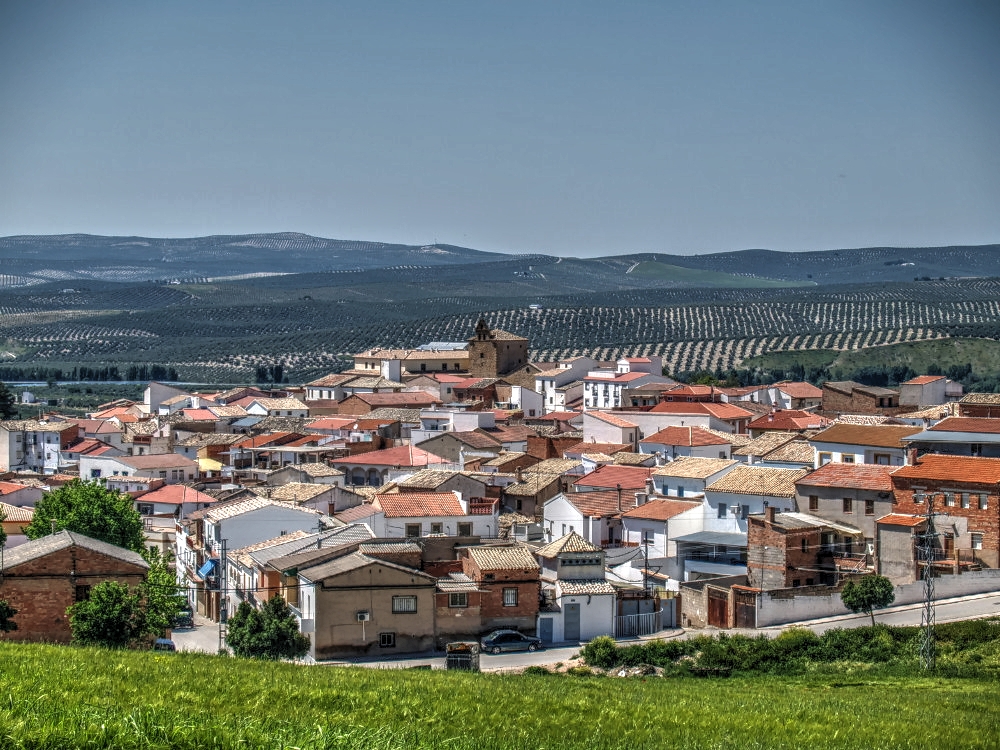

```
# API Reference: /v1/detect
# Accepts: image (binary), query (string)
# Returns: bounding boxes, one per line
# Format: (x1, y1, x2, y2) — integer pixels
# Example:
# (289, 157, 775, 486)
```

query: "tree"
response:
(0, 507, 7, 549)
(0, 381, 16, 419)
(24, 480, 146, 553)
(67, 581, 146, 648)
(226, 595, 310, 660)
(0, 600, 17, 634)
(841, 574, 896, 626)
(139, 548, 187, 637)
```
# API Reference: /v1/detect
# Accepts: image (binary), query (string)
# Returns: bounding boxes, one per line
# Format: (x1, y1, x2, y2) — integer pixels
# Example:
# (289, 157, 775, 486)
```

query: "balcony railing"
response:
(467, 500, 498, 516)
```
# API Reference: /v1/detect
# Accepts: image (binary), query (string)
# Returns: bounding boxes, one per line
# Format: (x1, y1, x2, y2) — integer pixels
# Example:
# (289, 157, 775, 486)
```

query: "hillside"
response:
(0, 642, 997, 749)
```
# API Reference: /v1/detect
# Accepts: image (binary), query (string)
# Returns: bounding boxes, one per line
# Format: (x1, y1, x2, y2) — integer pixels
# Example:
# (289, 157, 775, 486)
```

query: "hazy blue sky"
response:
(1, 1, 998, 256)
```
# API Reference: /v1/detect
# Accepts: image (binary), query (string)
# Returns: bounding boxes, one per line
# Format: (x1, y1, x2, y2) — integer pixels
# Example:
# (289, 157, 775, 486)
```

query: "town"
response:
(0, 317, 997, 660)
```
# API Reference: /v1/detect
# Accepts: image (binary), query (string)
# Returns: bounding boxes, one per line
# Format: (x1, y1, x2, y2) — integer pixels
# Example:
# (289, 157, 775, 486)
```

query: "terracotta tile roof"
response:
(648, 402, 753, 419)
(612, 452, 657, 466)
(466, 544, 539, 571)
(733, 432, 800, 457)
(706, 466, 809, 497)
(117, 454, 197, 470)
(0, 501, 34, 524)
(557, 579, 617, 595)
(642, 426, 730, 447)
(1, 530, 148, 571)
(960, 393, 1000, 405)
(205, 496, 321, 522)
(233, 530, 312, 558)
(796, 463, 895, 492)
(335, 502, 382, 524)
(306, 417, 357, 430)
(621, 499, 700, 521)
(876, 513, 927, 527)
(525, 458, 584, 475)
(398, 469, 482, 490)
(811, 424, 922, 448)
(234, 432, 297, 449)
(748, 410, 831, 431)
(358, 541, 421, 556)
(351, 392, 442, 407)
(775, 381, 824, 398)
(586, 411, 638, 428)
(760, 440, 815, 464)
(482, 451, 528, 466)
(450, 430, 503, 449)
(365, 407, 423, 423)
(375, 491, 466, 518)
(536, 531, 601, 557)
(63, 438, 118, 456)
(266, 483, 332, 502)
(306, 373, 357, 387)
(486, 328, 527, 341)
(892, 454, 1000, 484)
(928, 417, 1000, 435)
(561, 490, 631, 518)
(290, 463, 344, 477)
(502, 473, 562, 496)
(137, 484, 218, 506)
(573, 464, 654, 490)
(834, 414, 898, 426)
(653, 457, 737, 479)
(330, 445, 437, 467)
(563, 441, 631, 455)
(0, 419, 77, 433)
(905, 375, 946, 385)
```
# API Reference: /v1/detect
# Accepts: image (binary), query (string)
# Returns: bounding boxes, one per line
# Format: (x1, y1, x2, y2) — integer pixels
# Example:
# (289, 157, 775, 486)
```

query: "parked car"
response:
(152, 638, 177, 652)
(480, 629, 542, 655)
(172, 610, 194, 629)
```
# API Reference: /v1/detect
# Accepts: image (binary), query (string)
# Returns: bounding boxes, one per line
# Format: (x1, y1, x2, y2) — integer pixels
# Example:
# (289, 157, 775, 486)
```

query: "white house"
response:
(535, 532, 616, 643)
(650, 457, 738, 498)
(582, 411, 640, 447)
(899, 375, 948, 406)
(0, 419, 79, 474)
(809, 424, 922, 468)
(639, 426, 731, 460)
(336, 490, 498, 538)
(543, 489, 631, 547)
(535, 357, 597, 413)
(79, 453, 198, 483)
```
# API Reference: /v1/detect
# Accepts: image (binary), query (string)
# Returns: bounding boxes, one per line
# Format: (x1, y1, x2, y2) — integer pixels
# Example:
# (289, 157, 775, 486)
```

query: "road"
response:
(170, 591, 1000, 671)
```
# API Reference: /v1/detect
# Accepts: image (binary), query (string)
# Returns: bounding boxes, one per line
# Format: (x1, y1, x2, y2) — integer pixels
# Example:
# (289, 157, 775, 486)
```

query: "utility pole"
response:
(218, 538, 228, 655)
(916, 491, 941, 670)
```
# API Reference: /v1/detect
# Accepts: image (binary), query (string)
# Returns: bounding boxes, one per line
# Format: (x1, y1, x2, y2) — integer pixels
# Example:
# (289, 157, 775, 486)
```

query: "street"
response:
(170, 590, 1000, 671)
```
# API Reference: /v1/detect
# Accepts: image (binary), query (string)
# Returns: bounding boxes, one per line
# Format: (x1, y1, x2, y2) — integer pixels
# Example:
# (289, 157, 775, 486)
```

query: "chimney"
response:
(616, 482, 622, 513)
(645, 477, 655, 496)
(634, 491, 647, 507)
(515, 466, 524, 482)
(766, 506, 777, 523)
(907, 447, 918, 466)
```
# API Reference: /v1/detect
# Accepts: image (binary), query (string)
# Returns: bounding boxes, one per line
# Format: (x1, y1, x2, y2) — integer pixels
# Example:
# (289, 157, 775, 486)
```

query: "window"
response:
(719, 451, 727, 459)
(961, 493, 970, 509)
(801, 539, 808, 553)
(677, 486, 685, 497)
(642, 529, 655, 544)
(137, 503, 154, 516)
(971, 533, 983, 550)
(979, 495, 989, 510)
(792, 579, 801, 588)
(818, 453, 832, 466)
(874, 453, 891, 465)
(379, 632, 396, 648)
(843, 498, 853, 514)
(391, 595, 417, 614)
(502, 588, 518, 607)
(842, 455, 855, 464)
(741, 505, 749, 520)
(405, 524, 421, 538)
(945, 493, 956, 507)
(865, 499, 875, 516)
(457, 522, 473, 536)
(75, 585, 91, 602)
(90, 469, 101, 478)
(448, 593, 468, 608)
(717, 503, 727, 518)
(806, 578, 815, 586)
(808, 495, 819, 511)
(430, 523, 443, 534)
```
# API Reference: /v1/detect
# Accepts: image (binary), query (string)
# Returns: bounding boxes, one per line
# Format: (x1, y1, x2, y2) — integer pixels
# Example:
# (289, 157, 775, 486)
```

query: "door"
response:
(539, 617, 553, 643)
(734, 590, 756, 629)
(564, 603, 581, 641)
(707, 588, 728, 628)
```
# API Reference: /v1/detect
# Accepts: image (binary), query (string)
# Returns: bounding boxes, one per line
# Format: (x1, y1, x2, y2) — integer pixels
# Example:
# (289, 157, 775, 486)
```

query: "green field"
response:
(0, 642, 998, 749)
(628, 261, 812, 288)
(743, 338, 1000, 379)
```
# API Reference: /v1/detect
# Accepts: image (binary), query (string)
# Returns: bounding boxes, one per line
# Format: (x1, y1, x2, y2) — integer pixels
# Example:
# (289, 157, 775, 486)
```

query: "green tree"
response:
(67, 581, 146, 648)
(0, 507, 7, 549)
(0, 600, 17, 634)
(226, 595, 310, 660)
(840, 574, 896, 627)
(25, 480, 146, 553)
(139, 548, 187, 637)
(0, 381, 16, 419)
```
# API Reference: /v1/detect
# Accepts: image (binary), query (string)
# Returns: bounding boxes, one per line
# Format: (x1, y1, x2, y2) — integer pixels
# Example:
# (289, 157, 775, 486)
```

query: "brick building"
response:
(459, 544, 540, 634)
(889, 454, 1000, 570)
(746, 508, 865, 590)
(0, 531, 149, 642)
(467, 319, 535, 387)
(821, 381, 911, 416)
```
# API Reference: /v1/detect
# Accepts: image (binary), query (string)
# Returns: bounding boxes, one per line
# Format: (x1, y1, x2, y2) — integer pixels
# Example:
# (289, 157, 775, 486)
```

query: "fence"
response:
(614, 608, 662, 638)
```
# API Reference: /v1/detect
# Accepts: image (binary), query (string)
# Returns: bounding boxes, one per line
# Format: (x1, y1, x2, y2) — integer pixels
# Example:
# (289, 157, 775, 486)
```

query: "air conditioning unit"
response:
(356, 610, 370, 622)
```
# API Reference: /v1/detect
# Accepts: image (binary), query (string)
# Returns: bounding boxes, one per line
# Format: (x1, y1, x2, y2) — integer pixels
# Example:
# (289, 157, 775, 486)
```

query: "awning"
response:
(671, 531, 747, 547)
(197, 559, 218, 578)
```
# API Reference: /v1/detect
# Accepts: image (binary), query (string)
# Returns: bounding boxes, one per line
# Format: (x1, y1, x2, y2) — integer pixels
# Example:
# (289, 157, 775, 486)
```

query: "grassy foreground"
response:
(1, 643, 999, 749)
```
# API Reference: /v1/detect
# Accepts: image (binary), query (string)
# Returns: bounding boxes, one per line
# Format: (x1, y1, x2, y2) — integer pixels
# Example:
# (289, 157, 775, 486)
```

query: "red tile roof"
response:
(649, 402, 753, 419)
(234, 432, 297, 449)
(586, 412, 638, 428)
(376, 491, 466, 518)
(641, 426, 730, 447)
(573, 464, 654, 490)
(330, 445, 438, 468)
(748, 410, 831, 431)
(562, 490, 631, 518)
(811, 424, 922, 448)
(351, 393, 442, 406)
(795, 463, 895, 492)
(64, 438, 118, 456)
(928, 417, 1000, 435)
(876, 514, 927, 527)
(904, 375, 946, 385)
(180, 408, 219, 421)
(137, 484, 218, 506)
(306, 417, 357, 430)
(892, 454, 1000, 484)
(563, 442, 631, 455)
(621, 499, 700, 521)
(775, 382, 823, 398)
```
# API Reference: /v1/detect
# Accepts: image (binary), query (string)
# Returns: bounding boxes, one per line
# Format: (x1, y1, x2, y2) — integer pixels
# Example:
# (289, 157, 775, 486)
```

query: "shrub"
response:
(581, 636, 619, 668)
(522, 666, 551, 676)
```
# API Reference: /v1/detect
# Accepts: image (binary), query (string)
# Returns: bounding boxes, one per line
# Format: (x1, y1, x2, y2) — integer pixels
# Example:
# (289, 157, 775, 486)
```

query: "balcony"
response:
(467, 499, 498, 516)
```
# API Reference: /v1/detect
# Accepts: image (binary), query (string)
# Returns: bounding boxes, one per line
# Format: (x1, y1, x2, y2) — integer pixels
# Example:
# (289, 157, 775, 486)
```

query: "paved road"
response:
(170, 591, 1000, 670)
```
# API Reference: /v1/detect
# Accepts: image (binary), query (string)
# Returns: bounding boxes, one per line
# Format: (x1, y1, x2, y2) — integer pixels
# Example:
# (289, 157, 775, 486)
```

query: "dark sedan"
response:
(481, 629, 543, 655)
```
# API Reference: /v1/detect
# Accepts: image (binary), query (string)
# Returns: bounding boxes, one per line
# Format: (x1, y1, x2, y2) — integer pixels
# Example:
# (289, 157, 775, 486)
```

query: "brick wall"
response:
(0, 546, 147, 643)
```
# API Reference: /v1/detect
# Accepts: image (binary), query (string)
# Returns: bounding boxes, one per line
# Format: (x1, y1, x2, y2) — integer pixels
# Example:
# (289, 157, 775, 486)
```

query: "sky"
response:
(1, 1, 998, 257)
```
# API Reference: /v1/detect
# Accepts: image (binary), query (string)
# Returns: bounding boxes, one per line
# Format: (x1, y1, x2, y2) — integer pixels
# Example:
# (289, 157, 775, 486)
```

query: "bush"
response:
(522, 665, 551, 676)
(581, 636, 619, 668)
